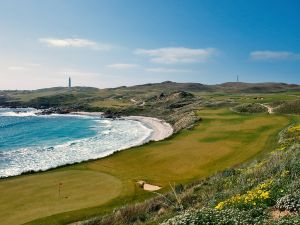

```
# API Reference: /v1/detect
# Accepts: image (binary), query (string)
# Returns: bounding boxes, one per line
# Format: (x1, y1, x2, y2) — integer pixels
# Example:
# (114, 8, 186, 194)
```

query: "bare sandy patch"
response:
(137, 180, 161, 191)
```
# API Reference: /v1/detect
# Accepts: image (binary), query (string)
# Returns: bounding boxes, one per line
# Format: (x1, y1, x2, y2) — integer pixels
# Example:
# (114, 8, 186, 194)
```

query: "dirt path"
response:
(259, 103, 274, 114)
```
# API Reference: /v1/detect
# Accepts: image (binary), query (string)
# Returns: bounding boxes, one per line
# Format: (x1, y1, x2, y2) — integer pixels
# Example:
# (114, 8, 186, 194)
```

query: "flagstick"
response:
(58, 182, 63, 199)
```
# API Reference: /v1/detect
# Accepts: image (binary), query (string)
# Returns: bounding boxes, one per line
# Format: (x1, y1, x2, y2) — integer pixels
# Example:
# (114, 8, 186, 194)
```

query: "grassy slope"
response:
(0, 108, 291, 225)
(158, 119, 300, 225)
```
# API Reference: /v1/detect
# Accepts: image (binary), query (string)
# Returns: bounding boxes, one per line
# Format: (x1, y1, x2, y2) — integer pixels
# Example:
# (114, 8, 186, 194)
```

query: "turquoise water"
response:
(0, 108, 152, 177)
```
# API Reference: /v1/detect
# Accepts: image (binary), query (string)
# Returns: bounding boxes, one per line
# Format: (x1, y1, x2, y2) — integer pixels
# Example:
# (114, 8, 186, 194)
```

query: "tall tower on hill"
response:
(68, 77, 71, 88)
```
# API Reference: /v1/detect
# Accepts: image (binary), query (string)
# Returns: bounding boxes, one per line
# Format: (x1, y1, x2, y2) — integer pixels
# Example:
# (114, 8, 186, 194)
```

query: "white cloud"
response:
(135, 47, 218, 64)
(8, 66, 27, 71)
(26, 63, 41, 67)
(55, 68, 137, 88)
(250, 50, 300, 61)
(8, 63, 41, 71)
(107, 63, 138, 69)
(57, 68, 101, 77)
(145, 67, 190, 73)
(39, 38, 113, 51)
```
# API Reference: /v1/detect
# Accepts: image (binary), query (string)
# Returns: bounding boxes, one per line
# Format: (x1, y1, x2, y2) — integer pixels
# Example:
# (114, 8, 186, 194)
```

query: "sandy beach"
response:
(125, 116, 173, 142)
(70, 112, 174, 142)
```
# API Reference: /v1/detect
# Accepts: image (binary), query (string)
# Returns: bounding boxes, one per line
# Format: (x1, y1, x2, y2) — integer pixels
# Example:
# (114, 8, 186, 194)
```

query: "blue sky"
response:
(0, 0, 299, 89)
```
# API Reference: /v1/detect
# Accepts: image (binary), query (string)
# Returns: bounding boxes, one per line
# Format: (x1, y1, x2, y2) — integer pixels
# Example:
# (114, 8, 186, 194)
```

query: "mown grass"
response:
(0, 108, 292, 225)
(0, 171, 122, 225)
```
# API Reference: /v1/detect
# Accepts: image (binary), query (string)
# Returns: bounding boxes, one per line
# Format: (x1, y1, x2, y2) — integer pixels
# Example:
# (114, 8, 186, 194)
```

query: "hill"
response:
(1, 81, 299, 108)
(216, 82, 300, 93)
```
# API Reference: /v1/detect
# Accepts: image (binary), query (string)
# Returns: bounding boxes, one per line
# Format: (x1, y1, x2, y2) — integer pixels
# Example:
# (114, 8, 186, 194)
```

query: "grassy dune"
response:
(0, 108, 292, 225)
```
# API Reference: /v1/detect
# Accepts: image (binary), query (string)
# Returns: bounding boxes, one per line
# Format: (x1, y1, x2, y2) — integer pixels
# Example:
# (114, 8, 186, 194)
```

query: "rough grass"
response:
(0, 108, 291, 225)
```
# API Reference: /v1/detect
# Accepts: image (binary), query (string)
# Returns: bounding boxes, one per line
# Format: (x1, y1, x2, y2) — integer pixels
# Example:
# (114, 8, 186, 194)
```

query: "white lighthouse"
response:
(68, 77, 71, 88)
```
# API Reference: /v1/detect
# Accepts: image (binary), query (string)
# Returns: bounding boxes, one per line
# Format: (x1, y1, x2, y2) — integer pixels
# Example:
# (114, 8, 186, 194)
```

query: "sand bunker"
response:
(137, 180, 162, 191)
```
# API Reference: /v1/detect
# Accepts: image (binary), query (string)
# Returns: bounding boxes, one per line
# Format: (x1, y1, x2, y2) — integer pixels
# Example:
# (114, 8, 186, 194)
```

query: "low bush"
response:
(161, 207, 268, 225)
(274, 100, 300, 114)
(233, 103, 267, 113)
(276, 194, 300, 212)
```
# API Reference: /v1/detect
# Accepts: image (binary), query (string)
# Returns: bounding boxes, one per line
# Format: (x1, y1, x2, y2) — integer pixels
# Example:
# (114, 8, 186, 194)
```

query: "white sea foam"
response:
(0, 115, 153, 177)
(51, 113, 98, 118)
(0, 108, 41, 117)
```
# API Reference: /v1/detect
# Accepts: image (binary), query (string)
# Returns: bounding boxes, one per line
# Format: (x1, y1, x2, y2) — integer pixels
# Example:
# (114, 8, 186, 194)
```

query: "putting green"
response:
(0, 170, 122, 225)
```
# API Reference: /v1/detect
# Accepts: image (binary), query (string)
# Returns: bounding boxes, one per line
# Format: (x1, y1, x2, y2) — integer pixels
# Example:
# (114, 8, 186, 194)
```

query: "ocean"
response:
(0, 108, 152, 177)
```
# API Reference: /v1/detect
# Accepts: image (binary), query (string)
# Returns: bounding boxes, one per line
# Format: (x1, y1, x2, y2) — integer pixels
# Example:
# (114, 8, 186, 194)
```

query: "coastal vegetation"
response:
(0, 82, 300, 225)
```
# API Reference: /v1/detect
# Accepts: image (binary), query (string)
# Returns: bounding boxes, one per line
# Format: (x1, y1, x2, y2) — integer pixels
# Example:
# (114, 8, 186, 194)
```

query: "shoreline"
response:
(70, 111, 174, 142)
(124, 116, 173, 142)
(0, 110, 174, 179)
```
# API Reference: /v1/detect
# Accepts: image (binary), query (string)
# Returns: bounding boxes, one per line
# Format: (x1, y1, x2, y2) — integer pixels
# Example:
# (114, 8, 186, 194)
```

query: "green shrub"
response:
(233, 103, 267, 113)
(161, 207, 268, 225)
(276, 194, 300, 212)
(274, 100, 300, 114)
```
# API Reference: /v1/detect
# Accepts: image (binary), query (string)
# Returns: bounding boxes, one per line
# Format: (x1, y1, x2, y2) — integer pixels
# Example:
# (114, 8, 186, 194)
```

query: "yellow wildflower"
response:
(215, 179, 272, 209)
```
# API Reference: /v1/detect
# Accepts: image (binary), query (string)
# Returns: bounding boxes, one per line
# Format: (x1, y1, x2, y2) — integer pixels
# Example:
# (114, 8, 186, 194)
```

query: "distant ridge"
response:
(124, 81, 300, 93)
(0, 81, 300, 93)
(214, 82, 300, 93)
(1, 81, 300, 94)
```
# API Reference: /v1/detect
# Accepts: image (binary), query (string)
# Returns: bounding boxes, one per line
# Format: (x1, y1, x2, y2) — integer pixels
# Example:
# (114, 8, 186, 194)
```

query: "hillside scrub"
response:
(233, 103, 268, 113)
(274, 100, 300, 115)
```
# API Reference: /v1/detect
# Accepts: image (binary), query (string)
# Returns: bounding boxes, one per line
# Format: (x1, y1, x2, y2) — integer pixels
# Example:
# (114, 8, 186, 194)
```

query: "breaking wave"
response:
(0, 108, 153, 177)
